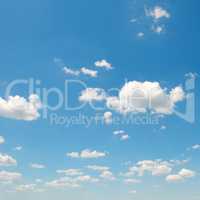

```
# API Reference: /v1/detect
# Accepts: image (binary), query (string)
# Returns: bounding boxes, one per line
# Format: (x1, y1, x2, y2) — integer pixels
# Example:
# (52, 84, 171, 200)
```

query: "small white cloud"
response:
(66, 152, 79, 158)
(100, 170, 116, 181)
(178, 168, 195, 178)
(14, 146, 23, 151)
(103, 111, 113, 124)
(56, 169, 83, 176)
(63, 67, 80, 76)
(120, 134, 130, 141)
(67, 149, 107, 159)
(124, 178, 141, 184)
(152, 26, 164, 34)
(160, 125, 166, 130)
(80, 67, 98, 78)
(63, 66, 98, 78)
(146, 6, 170, 20)
(0, 136, 5, 144)
(113, 130, 130, 141)
(87, 165, 110, 172)
(192, 144, 200, 150)
(0, 94, 42, 121)
(95, 59, 113, 70)
(79, 88, 106, 102)
(137, 32, 144, 37)
(0, 154, 17, 166)
(30, 163, 46, 169)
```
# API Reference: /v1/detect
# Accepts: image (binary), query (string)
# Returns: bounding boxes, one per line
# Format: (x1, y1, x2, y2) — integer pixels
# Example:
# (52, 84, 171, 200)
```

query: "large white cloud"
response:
(106, 81, 185, 115)
(79, 81, 185, 115)
(0, 94, 42, 121)
(0, 153, 17, 166)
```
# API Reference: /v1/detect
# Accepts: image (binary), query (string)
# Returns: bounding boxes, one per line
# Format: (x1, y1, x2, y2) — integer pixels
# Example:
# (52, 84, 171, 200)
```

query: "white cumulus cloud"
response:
(0, 94, 42, 121)
(106, 81, 185, 115)
(95, 59, 113, 70)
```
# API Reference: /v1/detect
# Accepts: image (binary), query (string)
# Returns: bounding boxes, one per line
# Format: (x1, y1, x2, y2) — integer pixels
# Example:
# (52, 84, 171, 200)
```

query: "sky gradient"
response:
(0, 0, 199, 200)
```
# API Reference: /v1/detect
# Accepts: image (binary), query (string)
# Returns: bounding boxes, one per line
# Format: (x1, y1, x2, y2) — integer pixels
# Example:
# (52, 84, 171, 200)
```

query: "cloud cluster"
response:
(145, 6, 170, 34)
(0, 153, 17, 166)
(130, 160, 172, 177)
(107, 81, 184, 114)
(0, 94, 42, 121)
(63, 66, 98, 78)
(166, 168, 196, 183)
(46, 175, 99, 188)
(88, 165, 115, 181)
(66, 149, 107, 159)
(79, 81, 185, 115)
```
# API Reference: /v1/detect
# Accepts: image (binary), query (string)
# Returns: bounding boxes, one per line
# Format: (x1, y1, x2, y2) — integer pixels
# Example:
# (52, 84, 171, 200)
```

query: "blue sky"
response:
(0, 0, 200, 200)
